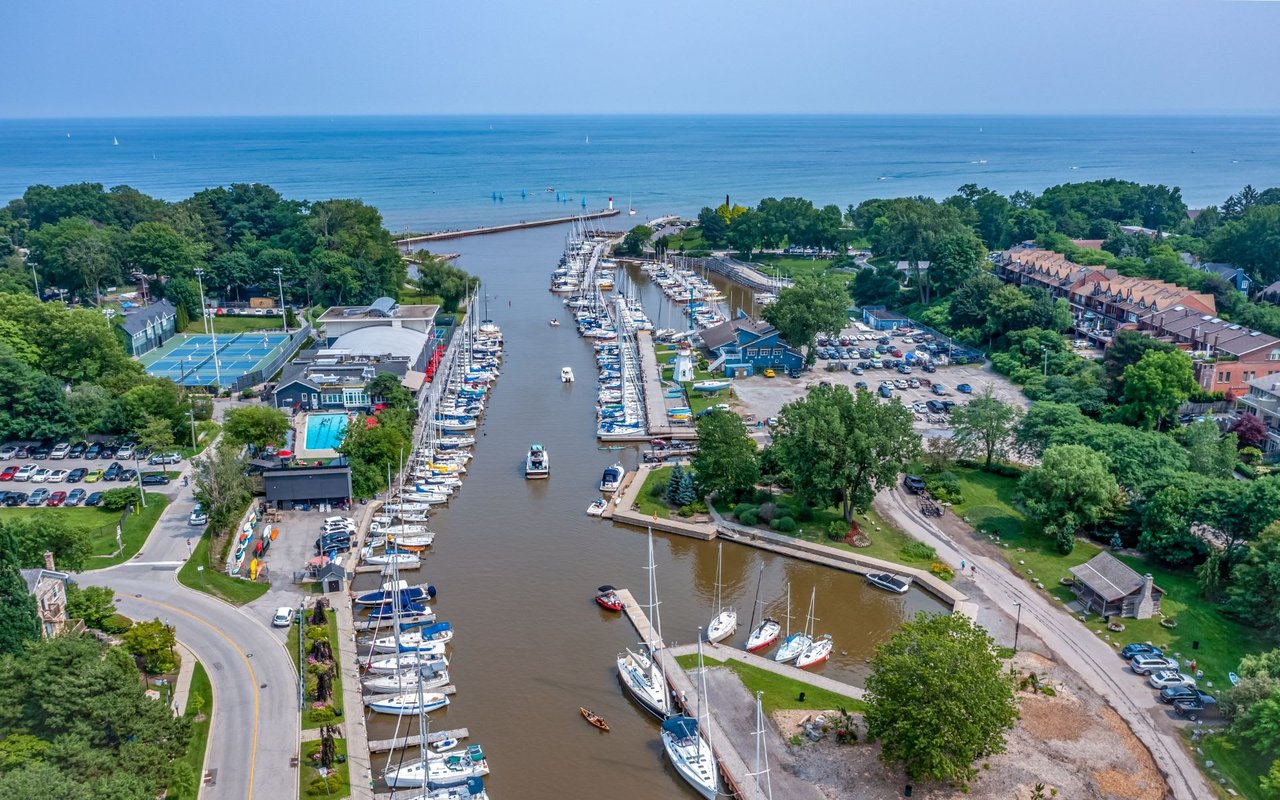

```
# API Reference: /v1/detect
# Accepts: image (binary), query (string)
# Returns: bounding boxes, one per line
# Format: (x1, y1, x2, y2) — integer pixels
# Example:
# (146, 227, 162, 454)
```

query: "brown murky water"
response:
(360, 225, 945, 798)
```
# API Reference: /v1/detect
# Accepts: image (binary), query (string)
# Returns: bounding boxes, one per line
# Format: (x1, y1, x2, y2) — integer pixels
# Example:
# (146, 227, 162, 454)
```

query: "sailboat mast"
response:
(806, 587, 817, 639)
(747, 563, 764, 635)
(696, 629, 707, 760)
(754, 690, 773, 799)
(714, 543, 723, 617)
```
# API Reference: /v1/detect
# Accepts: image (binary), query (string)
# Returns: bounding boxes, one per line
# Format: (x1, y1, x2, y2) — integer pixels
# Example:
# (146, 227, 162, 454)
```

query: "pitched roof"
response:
(1069, 552, 1153, 602)
(1260, 280, 1280, 300)
(19, 568, 70, 594)
(119, 299, 176, 335)
(700, 317, 774, 351)
(1142, 306, 1280, 358)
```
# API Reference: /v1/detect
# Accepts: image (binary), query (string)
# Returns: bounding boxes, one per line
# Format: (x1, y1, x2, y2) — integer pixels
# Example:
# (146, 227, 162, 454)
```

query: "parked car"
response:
(323, 516, 356, 530)
(893, 379, 908, 389)
(762, 369, 776, 378)
(65, 488, 87, 507)
(84, 491, 104, 507)
(2, 492, 27, 507)
(85, 468, 105, 483)
(50, 443, 71, 459)
(31, 468, 51, 483)
(912, 402, 928, 413)
(1174, 695, 1219, 721)
(140, 473, 170, 486)
(68, 442, 86, 458)
(189, 504, 209, 526)
(879, 384, 893, 399)
(149, 452, 182, 465)
(1130, 655, 1180, 675)
(908, 378, 920, 389)
(1121, 643, 1163, 660)
(119, 468, 138, 482)
(116, 443, 136, 459)
(103, 462, 122, 480)
(903, 475, 927, 494)
(922, 363, 936, 373)
(47, 469, 68, 483)
(932, 384, 948, 395)
(14, 464, 37, 481)
(854, 381, 868, 391)
(957, 383, 973, 394)
(271, 607, 295, 627)
(25, 489, 50, 506)
(31, 445, 50, 460)
(1148, 670, 1197, 689)
(1159, 686, 1212, 705)
(46, 491, 67, 507)
(85, 443, 102, 459)
(0, 466, 16, 481)
(0, 445, 16, 460)
(66, 467, 87, 483)
(926, 400, 945, 414)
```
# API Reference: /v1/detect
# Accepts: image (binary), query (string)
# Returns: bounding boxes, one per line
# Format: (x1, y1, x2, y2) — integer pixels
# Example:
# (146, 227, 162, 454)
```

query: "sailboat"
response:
(397, 778, 489, 799)
(661, 630, 720, 799)
(362, 660, 450, 694)
(744, 565, 781, 652)
(628, 193, 637, 216)
(794, 589, 833, 668)
(112, 136, 119, 146)
(617, 529, 670, 718)
(774, 586, 814, 663)
(368, 690, 450, 716)
(706, 543, 737, 643)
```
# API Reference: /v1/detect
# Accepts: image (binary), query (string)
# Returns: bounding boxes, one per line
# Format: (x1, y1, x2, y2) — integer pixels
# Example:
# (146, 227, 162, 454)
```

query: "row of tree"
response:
(695, 197, 848, 257)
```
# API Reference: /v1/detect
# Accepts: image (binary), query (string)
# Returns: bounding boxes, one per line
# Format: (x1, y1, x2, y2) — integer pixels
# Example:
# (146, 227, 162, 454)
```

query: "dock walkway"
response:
(367, 728, 469, 754)
(331, 596, 375, 800)
(394, 208, 621, 245)
(667, 642, 866, 701)
(636, 331, 697, 441)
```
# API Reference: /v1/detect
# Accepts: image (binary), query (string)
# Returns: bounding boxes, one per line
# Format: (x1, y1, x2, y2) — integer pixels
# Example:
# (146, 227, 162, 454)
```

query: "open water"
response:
(2, 115, 1279, 230)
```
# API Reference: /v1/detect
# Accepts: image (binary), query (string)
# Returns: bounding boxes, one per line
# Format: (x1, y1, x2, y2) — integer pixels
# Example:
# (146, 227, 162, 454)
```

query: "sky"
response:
(6, 0, 1280, 117)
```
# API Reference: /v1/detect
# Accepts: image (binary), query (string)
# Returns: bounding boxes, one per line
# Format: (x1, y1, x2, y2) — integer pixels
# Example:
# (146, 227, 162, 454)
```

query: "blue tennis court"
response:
(140, 332, 294, 387)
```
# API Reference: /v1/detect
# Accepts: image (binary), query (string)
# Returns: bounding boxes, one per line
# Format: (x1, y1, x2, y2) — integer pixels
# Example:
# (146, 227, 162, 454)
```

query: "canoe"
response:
(580, 707, 610, 731)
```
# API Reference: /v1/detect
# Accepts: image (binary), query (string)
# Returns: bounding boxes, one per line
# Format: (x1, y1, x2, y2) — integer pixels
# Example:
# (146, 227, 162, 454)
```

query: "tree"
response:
(192, 439, 252, 537)
(223, 405, 290, 449)
(1102, 329, 1177, 401)
(725, 209, 762, 258)
(676, 470, 698, 507)
(413, 252, 478, 311)
(26, 216, 119, 301)
(850, 262, 904, 307)
(949, 387, 1022, 468)
(1178, 420, 1238, 479)
(692, 411, 760, 502)
(618, 225, 653, 257)
(367, 372, 415, 412)
(762, 276, 850, 364)
(65, 584, 117, 631)
(0, 348, 75, 443)
(123, 618, 178, 674)
(1120, 349, 1197, 430)
(338, 411, 412, 498)
(865, 611, 1018, 786)
(1019, 444, 1119, 552)
(0, 534, 39, 655)
(772, 385, 920, 522)
(1210, 205, 1280, 285)
(120, 381, 188, 442)
(135, 414, 176, 453)
(1139, 484, 1208, 566)
(124, 221, 206, 278)
(666, 464, 686, 507)
(1229, 522, 1280, 633)
(696, 207, 728, 245)
(1231, 414, 1269, 450)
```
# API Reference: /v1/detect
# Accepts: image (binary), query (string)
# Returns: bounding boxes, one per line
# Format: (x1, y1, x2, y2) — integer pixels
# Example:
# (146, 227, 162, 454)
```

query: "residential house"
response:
(1140, 306, 1280, 398)
(1068, 552, 1164, 619)
(1070, 274, 1217, 331)
(21, 552, 72, 638)
(995, 246, 1114, 302)
(861, 306, 911, 331)
(1258, 280, 1280, 304)
(701, 316, 804, 377)
(1236, 375, 1280, 460)
(1180, 253, 1252, 294)
(118, 299, 178, 357)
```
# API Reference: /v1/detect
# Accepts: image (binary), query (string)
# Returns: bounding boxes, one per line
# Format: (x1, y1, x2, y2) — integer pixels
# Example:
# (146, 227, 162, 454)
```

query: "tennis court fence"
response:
(227, 323, 312, 393)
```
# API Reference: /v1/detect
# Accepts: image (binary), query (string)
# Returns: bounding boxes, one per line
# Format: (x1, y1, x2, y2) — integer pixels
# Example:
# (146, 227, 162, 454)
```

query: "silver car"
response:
(1131, 655, 1180, 675)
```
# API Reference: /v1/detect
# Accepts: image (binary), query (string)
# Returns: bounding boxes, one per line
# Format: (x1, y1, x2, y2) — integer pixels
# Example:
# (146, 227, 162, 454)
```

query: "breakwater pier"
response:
(395, 208, 621, 246)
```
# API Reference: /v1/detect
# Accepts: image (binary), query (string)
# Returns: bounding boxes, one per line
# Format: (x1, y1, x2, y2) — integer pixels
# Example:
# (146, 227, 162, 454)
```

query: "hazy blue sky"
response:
(8, 0, 1280, 117)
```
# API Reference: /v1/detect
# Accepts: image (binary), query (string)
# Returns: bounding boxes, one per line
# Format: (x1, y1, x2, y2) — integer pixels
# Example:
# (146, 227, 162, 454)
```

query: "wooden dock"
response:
(607, 465, 718, 540)
(614, 588, 664, 650)
(367, 727, 469, 754)
(637, 331, 698, 441)
(394, 208, 621, 245)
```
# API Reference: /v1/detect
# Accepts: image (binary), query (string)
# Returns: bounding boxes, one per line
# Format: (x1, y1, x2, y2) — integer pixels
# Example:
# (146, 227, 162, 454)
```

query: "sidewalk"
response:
(876, 487, 1213, 800)
(331, 597, 374, 800)
(171, 641, 198, 715)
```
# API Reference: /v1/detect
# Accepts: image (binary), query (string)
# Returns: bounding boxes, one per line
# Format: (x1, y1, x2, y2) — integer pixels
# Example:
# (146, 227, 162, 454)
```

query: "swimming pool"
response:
(304, 413, 351, 451)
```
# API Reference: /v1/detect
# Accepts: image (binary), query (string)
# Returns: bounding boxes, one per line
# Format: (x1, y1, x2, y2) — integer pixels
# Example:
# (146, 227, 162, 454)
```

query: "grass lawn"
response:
(664, 226, 710, 254)
(168, 661, 213, 800)
(745, 255, 836, 280)
(1197, 731, 1269, 800)
(290, 615, 346, 730)
(674, 654, 867, 714)
(179, 420, 220, 460)
(0, 494, 169, 570)
(948, 466, 1260, 685)
(300, 737, 350, 800)
(177, 530, 269, 605)
(635, 466, 675, 519)
(185, 315, 286, 334)
(398, 286, 445, 306)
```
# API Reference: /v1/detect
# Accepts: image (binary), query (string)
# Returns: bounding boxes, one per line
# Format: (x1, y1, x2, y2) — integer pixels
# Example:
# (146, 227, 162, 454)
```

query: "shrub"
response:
(795, 505, 815, 522)
(240, 388, 256, 399)
(929, 561, 955, 581)
(752, 490, 774, 505)
(309, 705, 337, 725)
(305, 624, 330, 644)
(900, 540, 938, 562)
(309, 775, 343, 795)
(827, 521, 849, 541)
(774, 517, 797, 533)
(924, 472, 963, 504)
(689, 500, 708, 514)
(649, 480, 667, 498)
(100, 487, 141, 511)
(758, 502, 779, 523)
(738, 509, 759, 526)
(101, 613, 133, 634)
(1241, 447, 1263, 466)
(733, 503, 758, 520)
(677, 505, 695, 518)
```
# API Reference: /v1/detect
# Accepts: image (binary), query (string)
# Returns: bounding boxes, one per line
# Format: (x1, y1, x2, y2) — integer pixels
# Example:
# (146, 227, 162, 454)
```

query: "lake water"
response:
(3, 115, 1278, 231)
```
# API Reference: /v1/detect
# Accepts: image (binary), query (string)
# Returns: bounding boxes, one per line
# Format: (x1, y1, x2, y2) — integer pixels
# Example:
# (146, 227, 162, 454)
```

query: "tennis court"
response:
(140, 332, 295, 388)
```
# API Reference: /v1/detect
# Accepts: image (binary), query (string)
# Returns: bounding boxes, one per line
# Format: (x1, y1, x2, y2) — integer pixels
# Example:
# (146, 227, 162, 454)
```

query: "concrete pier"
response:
(607, 465, 717, 540)
(394, 208, 621, 245)
(637, 331, 698, 441)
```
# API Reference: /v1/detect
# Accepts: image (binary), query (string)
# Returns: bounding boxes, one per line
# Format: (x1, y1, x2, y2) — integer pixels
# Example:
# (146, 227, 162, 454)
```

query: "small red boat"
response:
(595, 585, 624, 612)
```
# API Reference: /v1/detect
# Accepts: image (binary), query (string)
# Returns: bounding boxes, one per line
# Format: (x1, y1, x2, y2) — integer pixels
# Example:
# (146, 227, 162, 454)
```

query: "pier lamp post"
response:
(273, 266, 289, 334)
(188, 404, 198, 452)
(1013, 601, 1023, 651)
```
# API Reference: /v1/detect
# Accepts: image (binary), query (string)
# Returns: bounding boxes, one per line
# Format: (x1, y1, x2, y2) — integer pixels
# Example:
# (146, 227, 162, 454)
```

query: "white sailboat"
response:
(744, 565, 781, 653)
(395, 778, 488, 799)
(706, 543, 737, 643)
(749, 690, 774, 799)
(362, 662, 450, 694)
(367, 651, 450, 674)
(372, 623, 453, 653)
(774, 585, 813, 663)
(367, 690, 449, 716)
(617, 528, 669, 718)
(661, 630, 719, 799)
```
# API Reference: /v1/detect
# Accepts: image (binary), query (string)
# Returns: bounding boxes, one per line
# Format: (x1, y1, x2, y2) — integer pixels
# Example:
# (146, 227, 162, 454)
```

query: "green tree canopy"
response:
(617, 225, 653, 257)
(761, 275, 850, 363)
(0, 533, 39, 656)
(1120, 349, 1197, 430)
(865, 611, 1019, 786)
(122, 618, 178, 674)
(692, 410, 760, 502)
(192, 438, 252, 538)
(949, 386, 1022, 468)
(367, 372, 416, 412)
(223, 405, 290, 449)
(339, 410, 413, 498)
(1019, 444, 1120, 552)
(1228, 522, 1280, 635)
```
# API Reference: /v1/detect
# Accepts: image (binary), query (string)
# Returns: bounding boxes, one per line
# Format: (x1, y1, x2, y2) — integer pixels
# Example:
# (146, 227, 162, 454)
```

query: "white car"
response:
(271, 607, 295, 627)
(30, 468, 51, 483)
(13, 464, 36, 481)
(322, 516, 355, 530)
(912, 402, 928, 413)
(1148, 670, 1197, 689)
(46, 469, 69, 483)
(0, 445, 17, 460)
(50, 443, 70, 459)
(188, 504, 209, 526)
(117, 444, 135, 459)
(1131, 655, 1180, 675)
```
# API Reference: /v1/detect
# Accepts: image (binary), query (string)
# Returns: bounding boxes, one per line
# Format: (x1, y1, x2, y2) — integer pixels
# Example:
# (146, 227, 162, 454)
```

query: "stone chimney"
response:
(1135, 573, 1156, 620)
(43, 551, 55, 571)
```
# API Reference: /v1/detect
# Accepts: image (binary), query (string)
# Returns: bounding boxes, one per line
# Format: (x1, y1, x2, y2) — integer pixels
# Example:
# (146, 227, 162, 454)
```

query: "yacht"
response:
(525, 444, 550, 479)
(598, 462, 626, 493)
(561, 367, 574, 383)
(662, 633, 719, 799)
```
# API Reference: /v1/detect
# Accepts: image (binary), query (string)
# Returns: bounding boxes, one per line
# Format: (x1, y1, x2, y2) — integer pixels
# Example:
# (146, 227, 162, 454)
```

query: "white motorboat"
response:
(362, 663, 450, 694)
(372, 622, 453, 653)
(525, 443, 549, 479)
(367, 652, 449, 674)
(662, 633, 719, 800)
(367, 690, 449, 716)
(362, 549, 422, 568)
(706, 543, 737, 644)
(775, 587, 816, 663)
(586, 497, 607, 516)
(795, 633, 834, 669)
(561, 367, 574, 383)
(865, 571, 912, 594)
(598, 462, 626, 493)
(385, 745, 489, 789)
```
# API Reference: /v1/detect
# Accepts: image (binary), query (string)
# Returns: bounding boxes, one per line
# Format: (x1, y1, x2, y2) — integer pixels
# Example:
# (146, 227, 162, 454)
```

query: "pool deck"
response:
(292, 412, 351, 461)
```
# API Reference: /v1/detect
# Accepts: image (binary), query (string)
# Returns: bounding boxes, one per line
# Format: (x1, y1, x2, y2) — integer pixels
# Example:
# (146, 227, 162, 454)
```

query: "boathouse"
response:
(262, 462, 354, 509)
(701, 316, 803, 377)
(1068, 552, 1164, 619)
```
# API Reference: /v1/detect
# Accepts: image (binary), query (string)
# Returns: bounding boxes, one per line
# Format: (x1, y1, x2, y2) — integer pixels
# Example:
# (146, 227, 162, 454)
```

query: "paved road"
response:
(878, 488, 1213, 800)
(79, 476, 301, 800)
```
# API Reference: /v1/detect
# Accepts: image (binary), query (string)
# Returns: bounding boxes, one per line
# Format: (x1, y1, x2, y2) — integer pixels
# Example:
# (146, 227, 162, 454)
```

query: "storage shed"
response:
(1068, 552, 1164, 619)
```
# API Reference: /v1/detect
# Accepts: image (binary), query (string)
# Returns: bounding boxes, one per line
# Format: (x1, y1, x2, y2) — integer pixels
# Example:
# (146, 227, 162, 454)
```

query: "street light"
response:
(135, 455, 147, 509)
(193, 267, 210, 337)
(193, 267, 223, 393)
(188, 405, 198, 452)
(30, 261, 40, 299)
(1013, 601, 1023, 651)
(273, 266, 289, 334)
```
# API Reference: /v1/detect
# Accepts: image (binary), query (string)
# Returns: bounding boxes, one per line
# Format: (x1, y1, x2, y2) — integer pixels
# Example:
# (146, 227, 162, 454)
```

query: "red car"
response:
(0, 466, 16, 481)
(46, 491, 67, 507)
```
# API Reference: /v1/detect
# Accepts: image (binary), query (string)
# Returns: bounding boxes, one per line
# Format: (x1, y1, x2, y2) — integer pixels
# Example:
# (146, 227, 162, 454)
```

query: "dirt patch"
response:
(778, 652, 1169, 799)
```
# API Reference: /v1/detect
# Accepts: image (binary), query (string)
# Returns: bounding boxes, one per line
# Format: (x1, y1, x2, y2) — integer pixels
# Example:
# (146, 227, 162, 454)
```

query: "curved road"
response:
(879, 488, 1213, 800)
(79, 480, 299, 800)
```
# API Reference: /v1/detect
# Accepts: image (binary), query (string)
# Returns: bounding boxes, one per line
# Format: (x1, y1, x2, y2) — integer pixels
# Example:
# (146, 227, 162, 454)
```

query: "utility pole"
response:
(1013, 601, 1023, 651)
(30, 262, 40, 299)
(193, 267, 222, 393)
(1041, 346, 1049, 376)
(274, 266, 288, 334)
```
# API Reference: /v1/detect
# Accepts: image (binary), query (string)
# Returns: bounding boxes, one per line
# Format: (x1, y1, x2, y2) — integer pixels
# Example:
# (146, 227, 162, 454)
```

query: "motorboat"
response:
(691, 379, 733, 393)
(362, 663, 450, 694)
(865, 571, 912, 594)
(372, 622, 454, 653)
(356, 584, 431, 606)
(795, 633, 834, 669)
(561, 367, 574, 383)
(366, 652, 449, 674)
(397, 777, 488, 800)
(662, 634, 719, 800)
(550, 319, 560, 327)
(586, 497, 607, 516)
(595, 585, 624, 612)
(385, 745, 489, 789)
(367, 691, 449, 716)
(525, 444, 549, 479)
(598, 463, 626, 493)
(706, 543, 737, 644)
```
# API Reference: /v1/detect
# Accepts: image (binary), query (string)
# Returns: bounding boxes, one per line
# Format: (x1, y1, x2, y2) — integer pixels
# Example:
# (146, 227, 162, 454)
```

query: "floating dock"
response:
(395, 209, 621, 246)
(367, 728, 470, 754)
(362, 684, 458, 704)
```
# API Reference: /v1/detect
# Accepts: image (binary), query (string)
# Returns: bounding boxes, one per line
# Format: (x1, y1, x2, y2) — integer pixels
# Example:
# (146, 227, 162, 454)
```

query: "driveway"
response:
(876, 488, 1213, 800)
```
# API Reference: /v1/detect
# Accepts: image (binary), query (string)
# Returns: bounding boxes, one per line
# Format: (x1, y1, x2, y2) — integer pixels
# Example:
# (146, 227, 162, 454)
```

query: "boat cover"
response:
(661, 715, 700, 740)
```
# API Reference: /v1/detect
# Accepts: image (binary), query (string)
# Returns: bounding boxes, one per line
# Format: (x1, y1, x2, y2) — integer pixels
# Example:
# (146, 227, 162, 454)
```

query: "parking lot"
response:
(0, 439, 185, 507)
(248, 505, 367, 627)
(731, 324, 1028, 439)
